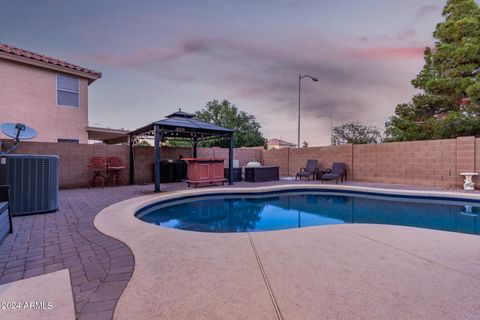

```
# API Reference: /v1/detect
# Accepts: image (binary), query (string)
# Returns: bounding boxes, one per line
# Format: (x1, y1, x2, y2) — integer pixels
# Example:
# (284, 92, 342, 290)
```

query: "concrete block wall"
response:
(3, 137, 480, 189)
(352, 139, 458, 188)
(3, 141, 130, 189)
(262, 137, 478, 189)
(262, 148, 289, 176)
(197, 147, 262, 167)
(262, 145, 353, 178)
(287, 145, 353, 178)
(130, 146, 262, 185)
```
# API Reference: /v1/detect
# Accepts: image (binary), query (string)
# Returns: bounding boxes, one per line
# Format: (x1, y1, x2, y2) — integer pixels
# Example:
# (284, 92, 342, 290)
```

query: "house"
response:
(267, 138, 296, 149)
(0, 43, 104, 143)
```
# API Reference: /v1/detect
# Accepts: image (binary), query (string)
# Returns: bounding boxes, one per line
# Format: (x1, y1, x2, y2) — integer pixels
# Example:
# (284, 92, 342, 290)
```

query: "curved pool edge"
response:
(93, 184, 480, 320)
(100, 184, 480, 222)
(94, 183, 480, 241)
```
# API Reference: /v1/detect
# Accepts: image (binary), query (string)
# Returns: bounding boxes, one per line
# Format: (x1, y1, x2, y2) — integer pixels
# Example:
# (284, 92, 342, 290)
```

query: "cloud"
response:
(357, 29, 417, 43)
(416, 4, 439, 20)
(82, 36, 424, 144)
(346, 46, 424, 60)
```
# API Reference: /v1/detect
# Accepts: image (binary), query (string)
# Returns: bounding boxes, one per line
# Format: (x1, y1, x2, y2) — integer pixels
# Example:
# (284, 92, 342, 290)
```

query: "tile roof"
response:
(268, 138, 296, 147)
(0, 43, 102, 78)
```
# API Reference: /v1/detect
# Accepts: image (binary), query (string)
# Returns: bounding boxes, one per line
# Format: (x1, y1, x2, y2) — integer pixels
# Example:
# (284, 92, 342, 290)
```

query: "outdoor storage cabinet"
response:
(224, 168, 242, 182)
(0, 154, 59, 215)
(245, 166, 280, 182)
(152, 160, 188, 183)
(184, 158, 226, 187)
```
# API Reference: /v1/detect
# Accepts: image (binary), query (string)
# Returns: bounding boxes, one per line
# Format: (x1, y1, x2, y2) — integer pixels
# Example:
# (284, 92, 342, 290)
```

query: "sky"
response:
(0, 0, 452, 146)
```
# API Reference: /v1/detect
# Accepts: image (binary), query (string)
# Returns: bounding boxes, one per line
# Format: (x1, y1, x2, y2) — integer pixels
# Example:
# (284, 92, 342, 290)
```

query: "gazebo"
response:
(128, 110, 234, 192)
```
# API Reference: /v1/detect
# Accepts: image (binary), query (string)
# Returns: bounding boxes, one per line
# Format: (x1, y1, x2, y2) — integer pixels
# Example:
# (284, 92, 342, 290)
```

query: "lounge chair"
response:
(295, 160, 319, 181)
(321, 162, 346, 184)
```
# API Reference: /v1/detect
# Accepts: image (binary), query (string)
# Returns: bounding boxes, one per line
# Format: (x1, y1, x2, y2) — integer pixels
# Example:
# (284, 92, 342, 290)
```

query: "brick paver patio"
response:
(0, 185, 156, 320)
(0, 180, 475, 320)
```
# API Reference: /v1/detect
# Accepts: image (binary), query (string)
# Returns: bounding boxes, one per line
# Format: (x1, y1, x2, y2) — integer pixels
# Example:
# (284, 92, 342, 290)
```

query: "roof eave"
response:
(0, 52, 102, 84)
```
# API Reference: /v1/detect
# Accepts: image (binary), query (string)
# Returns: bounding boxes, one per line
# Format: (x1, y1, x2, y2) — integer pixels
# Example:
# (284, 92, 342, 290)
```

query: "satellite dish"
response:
(1, 122, 38, 154)
(1, 123, 37, 140)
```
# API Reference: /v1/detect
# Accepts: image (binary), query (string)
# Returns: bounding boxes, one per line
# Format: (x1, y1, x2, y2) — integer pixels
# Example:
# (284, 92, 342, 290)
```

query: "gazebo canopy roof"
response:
(129, 109, 233, 139)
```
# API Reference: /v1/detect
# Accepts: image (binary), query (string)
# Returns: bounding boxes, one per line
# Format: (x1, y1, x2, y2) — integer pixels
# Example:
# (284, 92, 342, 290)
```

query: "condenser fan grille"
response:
(0, 155, 58, 215)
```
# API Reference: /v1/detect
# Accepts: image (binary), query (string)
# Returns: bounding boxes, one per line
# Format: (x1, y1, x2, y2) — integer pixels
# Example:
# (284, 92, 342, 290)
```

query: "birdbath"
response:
(460, 172, 478, 191)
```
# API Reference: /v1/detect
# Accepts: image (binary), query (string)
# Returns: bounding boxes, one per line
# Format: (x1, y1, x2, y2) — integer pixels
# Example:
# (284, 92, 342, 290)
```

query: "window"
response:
(57, 138, 79, 144)
(57, 74, 79, 107)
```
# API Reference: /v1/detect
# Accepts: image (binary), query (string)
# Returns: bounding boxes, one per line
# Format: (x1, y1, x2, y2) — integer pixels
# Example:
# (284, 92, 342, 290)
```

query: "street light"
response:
(298, 74, 319, 148)
(318, 114, 333, 145)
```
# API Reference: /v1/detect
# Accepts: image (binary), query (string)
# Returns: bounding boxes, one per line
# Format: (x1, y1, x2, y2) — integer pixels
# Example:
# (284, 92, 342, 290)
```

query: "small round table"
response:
(460, 172, 478, 191)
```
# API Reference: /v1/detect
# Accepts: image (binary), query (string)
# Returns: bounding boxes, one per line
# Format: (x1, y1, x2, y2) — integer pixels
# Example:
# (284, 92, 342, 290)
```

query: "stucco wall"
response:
(0, 60, 89, 143)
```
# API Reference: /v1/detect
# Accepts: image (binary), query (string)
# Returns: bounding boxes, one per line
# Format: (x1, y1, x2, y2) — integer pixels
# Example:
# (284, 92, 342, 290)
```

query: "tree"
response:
(302, 140, 309, 148)
(385, 0, 480, 141)
(332, 122, 382, 145)
(195, 100, 266, 148)
(138, 140, 151, 147)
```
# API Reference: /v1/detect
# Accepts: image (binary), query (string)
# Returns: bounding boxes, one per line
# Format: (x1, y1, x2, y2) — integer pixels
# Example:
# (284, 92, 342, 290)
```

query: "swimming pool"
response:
(135, 190, 480, 235)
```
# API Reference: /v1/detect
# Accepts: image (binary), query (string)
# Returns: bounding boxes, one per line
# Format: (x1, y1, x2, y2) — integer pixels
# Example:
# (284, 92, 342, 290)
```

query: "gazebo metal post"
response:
(228, 133, 234, 185)
(192, 137, 198, 158)
(128, 134, 134, 185)
(154, 124, 163, 192)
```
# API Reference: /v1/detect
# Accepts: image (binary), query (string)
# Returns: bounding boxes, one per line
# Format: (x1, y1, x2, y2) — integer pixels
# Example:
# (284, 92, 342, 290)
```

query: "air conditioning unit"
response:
(0, 154, 59, 216)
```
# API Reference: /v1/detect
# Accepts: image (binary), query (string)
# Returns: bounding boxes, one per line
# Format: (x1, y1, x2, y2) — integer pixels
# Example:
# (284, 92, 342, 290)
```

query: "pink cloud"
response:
(347, 46, 424, 60)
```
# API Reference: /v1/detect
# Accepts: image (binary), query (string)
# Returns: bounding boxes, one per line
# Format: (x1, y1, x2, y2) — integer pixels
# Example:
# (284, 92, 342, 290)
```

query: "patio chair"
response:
(321, 162, 347, 184)
(87, 157, 107, 188)
(106, 157, 126, 186)
(295, 160, 319, 181)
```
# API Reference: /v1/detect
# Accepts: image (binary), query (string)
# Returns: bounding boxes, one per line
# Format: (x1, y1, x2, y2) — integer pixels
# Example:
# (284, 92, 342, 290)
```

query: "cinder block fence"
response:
(0, 142, 262, 189)
(2, 136, 479, 189)
(262, 137, 475, 189)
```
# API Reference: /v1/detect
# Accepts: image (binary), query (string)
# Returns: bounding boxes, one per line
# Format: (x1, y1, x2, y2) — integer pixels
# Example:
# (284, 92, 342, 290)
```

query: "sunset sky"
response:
(0, 0, 450, 145)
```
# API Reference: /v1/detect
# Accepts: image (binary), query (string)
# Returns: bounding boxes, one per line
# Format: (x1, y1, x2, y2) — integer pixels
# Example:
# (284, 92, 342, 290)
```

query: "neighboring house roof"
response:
(86, 126, 130, 144)
(0, 43, 102, 83)
(267, 138, 296, 147)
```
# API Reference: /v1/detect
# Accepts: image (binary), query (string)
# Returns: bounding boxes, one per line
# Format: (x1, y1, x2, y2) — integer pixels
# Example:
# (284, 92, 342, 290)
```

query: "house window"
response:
(57, 138, 79, 144)
(57, 74, 79, 107)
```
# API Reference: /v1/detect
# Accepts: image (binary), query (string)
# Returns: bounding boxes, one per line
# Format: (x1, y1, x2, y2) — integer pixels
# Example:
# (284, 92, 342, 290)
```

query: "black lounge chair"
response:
(295, 160, 319, 181)
(321, 163, 346, 184)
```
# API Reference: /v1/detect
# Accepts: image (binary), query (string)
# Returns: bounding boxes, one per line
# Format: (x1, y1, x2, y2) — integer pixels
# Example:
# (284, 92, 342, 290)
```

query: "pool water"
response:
(136, 191, 480, 234)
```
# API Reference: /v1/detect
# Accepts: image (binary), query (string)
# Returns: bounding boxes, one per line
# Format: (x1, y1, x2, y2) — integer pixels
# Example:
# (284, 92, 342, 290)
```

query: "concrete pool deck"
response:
(0, 269, 75, 320)
(95, 184, 480, 320)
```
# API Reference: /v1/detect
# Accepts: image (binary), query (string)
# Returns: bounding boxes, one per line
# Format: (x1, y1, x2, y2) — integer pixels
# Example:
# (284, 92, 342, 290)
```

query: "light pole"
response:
(318, 114, 333, 145)
(298, 74, 318, 148)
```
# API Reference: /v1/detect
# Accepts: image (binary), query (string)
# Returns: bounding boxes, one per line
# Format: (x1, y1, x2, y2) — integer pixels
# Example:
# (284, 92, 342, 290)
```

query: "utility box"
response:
(0, 154, 59, 215)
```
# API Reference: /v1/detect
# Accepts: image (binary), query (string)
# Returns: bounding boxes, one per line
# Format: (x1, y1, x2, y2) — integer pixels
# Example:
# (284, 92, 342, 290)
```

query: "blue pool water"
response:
(136, 191, 480, 234)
